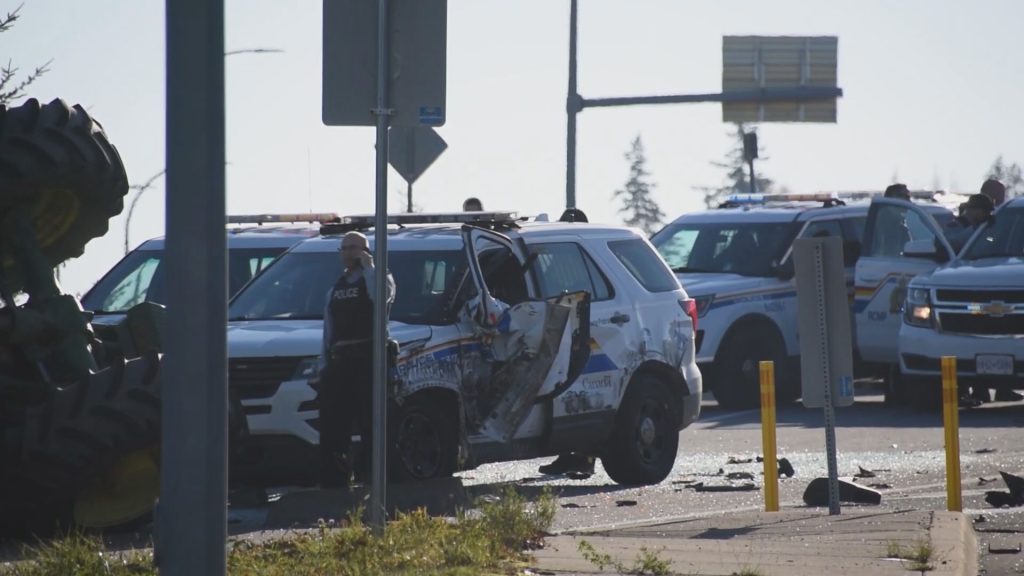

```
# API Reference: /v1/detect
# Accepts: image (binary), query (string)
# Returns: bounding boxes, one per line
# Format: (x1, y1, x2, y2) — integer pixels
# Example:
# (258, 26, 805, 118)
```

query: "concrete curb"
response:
(929, 511, 978, 576)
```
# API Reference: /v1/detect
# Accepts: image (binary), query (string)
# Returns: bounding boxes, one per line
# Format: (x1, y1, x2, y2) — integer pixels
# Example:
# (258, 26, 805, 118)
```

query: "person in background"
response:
(318, 231, 396, 488)
(462, 197, 483, 211)
(980, 178, 1006, 208)
(883, 183, 911, 201)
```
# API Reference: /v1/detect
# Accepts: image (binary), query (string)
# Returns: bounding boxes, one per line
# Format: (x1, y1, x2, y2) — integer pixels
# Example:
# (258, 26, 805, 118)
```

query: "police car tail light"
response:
(903, 287, 933, 328)
(680, 299, 698, 333)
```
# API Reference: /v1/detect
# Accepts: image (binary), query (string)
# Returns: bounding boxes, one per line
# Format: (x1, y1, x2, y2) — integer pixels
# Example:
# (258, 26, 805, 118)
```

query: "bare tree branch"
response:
(0, 4, 23, 33)
(125, 170, 167, 254)
(224, 48, 284, 56)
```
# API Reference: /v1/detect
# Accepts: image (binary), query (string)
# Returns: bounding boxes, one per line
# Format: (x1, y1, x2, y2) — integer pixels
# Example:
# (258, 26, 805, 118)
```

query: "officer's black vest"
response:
(328, 271, 373, 344)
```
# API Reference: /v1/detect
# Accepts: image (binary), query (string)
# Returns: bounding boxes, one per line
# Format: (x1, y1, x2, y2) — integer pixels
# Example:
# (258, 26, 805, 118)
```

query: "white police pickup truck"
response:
(227, 212, 701, 487)
(892, 197, 1024, 407)
(651, 193, 953, 409)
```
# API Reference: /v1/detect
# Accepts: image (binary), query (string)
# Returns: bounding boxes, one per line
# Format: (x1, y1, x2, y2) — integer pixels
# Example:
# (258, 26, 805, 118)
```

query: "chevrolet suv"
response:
(893, 197, 1024, 407)
(651, 193, 954, 409)
(226, 212, 702, 487)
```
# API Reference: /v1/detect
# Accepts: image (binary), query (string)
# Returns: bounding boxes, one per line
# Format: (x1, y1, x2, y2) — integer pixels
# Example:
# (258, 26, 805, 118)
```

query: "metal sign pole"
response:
(370, 0, 391, 532)
(160, 0, 227, 572)
(564, 0, 579, 209)
(811, 243, 841, 515)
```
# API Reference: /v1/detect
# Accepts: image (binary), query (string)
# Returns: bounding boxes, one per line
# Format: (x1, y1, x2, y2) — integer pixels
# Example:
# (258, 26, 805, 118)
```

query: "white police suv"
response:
(651, 193, 954, 409)
(226, 212, 701, 487)
(82, 214, 335, 326)
(892, 197, 1024, 407)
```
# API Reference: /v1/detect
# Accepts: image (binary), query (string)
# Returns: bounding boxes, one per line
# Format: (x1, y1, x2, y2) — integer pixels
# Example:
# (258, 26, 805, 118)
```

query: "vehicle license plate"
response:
(976, 354, 1014, 375)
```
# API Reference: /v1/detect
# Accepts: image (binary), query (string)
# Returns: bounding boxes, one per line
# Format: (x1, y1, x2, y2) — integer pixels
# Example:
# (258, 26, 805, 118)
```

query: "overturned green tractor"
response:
(0, 98, 164, 535)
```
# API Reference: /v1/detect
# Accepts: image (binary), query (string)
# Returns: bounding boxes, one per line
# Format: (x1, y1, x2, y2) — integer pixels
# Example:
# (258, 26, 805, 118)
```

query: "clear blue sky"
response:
(8, 0, 1023, 295)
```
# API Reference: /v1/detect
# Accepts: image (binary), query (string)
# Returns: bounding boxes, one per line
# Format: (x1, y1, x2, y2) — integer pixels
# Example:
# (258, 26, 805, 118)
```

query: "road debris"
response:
(694, 483, 758, 492)
(778, 458, 795, 478)
(726, 472, 755, 481)
(803, 477, 882, 506)
(854, 466, 876, 478)
(984, 471, 1024, 508)
(727, 456, 754, 464)
(615, 500, 638, 507)
(979, 477, 998, 485)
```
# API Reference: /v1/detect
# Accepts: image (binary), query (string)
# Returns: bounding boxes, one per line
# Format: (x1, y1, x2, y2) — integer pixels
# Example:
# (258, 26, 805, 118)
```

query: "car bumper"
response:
(899, 324, 1024, 386)
(681, 361, 703, 428)
(242, 379, 320, 445)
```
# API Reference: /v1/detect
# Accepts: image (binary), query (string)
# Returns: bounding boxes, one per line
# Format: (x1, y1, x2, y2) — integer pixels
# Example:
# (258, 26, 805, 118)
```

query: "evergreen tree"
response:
(986, 156, 1023, 199)
(613, 135, 664, 236)
(698, 124, 774, 208)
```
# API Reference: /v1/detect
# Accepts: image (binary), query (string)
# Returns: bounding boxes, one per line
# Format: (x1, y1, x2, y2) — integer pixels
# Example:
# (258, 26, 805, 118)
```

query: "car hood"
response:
(227, 319, 432, 358)
(675, 272, 782, 297)
(912, 257, 1024, 289)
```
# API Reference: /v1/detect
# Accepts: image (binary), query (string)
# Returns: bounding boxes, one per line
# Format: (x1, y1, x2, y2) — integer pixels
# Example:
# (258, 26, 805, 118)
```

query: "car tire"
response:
(714, 327, 789, 410)
(601, 375, 679, 486)
(390, 396, 457, 483)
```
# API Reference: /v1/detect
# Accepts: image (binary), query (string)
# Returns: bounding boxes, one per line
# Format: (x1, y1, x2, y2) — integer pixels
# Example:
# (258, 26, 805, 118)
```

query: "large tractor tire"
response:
(0, 352, 162, 535)
(0, 97, 128, 291)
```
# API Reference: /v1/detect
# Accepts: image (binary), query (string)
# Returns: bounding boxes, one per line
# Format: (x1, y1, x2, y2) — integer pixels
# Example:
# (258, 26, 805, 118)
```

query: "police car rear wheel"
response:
(602, 376, 678, 486)
(715, 329, 788, 409)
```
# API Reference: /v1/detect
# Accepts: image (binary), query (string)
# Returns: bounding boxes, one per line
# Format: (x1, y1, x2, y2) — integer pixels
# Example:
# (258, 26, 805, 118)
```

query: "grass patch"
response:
(2, 486, 555, 576)
(577, 539, 673, 575)
(885, 539, 934, 572)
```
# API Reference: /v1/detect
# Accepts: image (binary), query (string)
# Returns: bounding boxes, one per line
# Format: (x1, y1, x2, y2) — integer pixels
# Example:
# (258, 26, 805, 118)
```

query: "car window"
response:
(229, 249, 467, 325)
(85, 252, 161, 312)
(608, 238, 679, 293)
(529, 242, 613, 301)
(865, 205, 937, 257)
(651, 221, 799, 276)
(961, 206, 1024, 260)
(801, 219, 843, 238)
(842, 216, 867, 244)
(83, 246, 287, 313)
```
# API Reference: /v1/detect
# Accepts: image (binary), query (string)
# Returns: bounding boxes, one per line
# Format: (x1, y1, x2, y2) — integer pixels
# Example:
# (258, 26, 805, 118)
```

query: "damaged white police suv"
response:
(226, 212, 701, 487)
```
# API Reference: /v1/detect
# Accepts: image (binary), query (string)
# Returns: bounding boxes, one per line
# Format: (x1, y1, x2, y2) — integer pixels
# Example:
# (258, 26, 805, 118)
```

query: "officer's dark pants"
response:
(318, 341, 373, 488)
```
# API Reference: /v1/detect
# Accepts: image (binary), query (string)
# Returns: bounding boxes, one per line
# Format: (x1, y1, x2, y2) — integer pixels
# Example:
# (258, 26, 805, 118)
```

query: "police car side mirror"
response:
(775, 259, 795, 281)
(903, 239, 940, 260)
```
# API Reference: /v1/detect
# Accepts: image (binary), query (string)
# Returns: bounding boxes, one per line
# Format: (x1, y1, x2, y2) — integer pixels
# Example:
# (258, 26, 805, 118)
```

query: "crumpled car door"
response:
(460, 226, 589, 442)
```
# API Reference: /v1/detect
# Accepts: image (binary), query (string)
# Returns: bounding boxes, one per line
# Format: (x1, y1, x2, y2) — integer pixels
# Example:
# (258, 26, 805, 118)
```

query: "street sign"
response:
(322, 0, 447, 127)
(722, 36, 838, 123)
(388, 126, 448, 184)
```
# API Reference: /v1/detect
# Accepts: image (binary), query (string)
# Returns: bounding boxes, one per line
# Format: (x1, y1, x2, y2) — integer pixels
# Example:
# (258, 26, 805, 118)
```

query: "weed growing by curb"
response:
(577, 539, 673, 575)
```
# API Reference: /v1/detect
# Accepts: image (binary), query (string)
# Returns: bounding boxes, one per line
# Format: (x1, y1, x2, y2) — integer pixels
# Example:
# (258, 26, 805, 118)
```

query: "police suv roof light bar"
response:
(340, 211, 519, 227)
(227, 213, 341, 225)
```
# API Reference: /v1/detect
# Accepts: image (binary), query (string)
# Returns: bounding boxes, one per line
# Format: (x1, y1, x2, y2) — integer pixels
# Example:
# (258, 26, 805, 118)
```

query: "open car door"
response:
(460, 225, 590, 443)
(853, 198, 955, 365)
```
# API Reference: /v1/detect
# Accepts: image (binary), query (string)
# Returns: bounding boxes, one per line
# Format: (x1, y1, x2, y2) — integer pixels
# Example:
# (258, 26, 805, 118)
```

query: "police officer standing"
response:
(319, 231, 395, 488)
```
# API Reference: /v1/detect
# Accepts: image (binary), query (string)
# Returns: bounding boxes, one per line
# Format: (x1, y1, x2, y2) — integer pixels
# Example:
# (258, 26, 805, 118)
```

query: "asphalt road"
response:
(455, 392, 1024, 574)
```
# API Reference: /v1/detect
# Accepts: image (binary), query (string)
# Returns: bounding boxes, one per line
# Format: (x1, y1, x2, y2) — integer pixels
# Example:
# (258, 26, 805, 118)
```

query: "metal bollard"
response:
(760, 360, 779, 512)
(941, 356, 962, 512)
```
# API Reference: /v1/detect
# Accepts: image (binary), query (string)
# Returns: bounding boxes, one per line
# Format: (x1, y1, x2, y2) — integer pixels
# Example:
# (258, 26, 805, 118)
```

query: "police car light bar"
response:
(227, 213, 341, 224)
(340, 211, 519, 227)
(725, 193, 839, 204)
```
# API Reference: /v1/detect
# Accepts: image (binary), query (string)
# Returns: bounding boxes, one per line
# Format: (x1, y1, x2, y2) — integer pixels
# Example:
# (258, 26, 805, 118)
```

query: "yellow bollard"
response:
(759, 360, 779, 512)
(941, 356, 962, 512)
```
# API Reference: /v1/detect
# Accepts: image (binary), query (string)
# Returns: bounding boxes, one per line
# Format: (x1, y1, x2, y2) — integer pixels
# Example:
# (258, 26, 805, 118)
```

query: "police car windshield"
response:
(959, 207, 1024, 260)
(228, 248, 467, 325)
(83, 247, 284, 313)
(651, 221, 800, 277)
